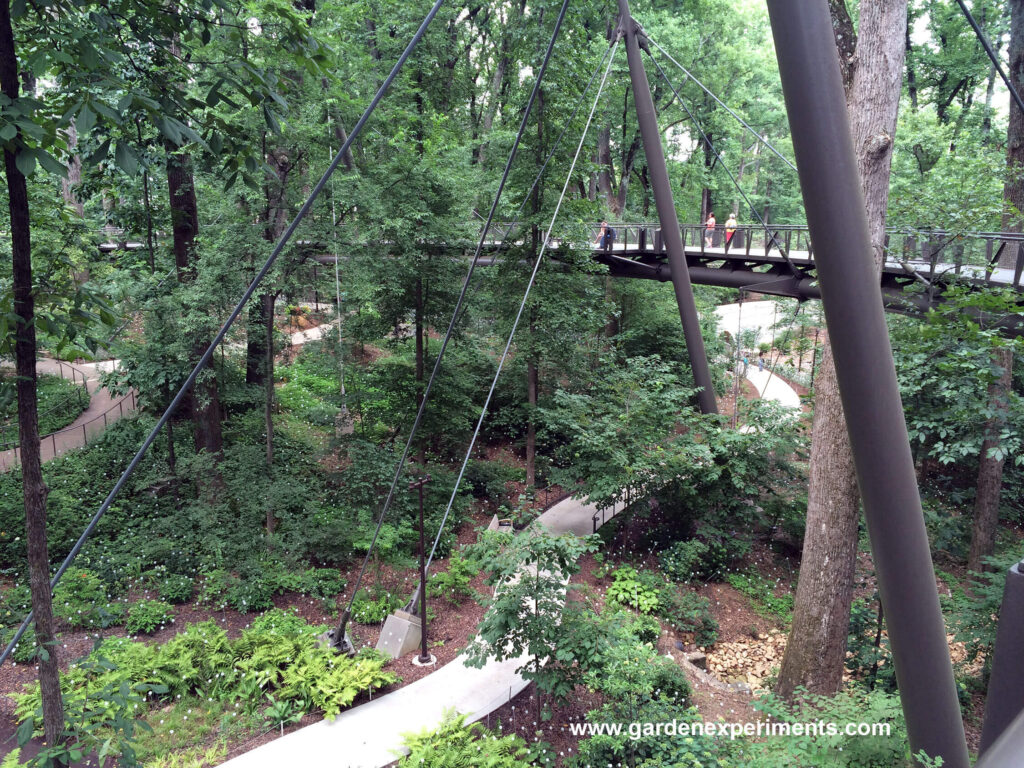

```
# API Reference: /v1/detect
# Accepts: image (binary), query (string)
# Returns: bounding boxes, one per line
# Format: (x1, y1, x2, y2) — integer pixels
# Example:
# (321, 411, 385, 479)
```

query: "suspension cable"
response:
(646, 47, 802, 278)
(449, 39, 617, 333)
(485, 40, 616, 246)
(424, 39, 620, 574)
(327, 119, 347, 407)
(646, 35, 797, 172)
(0, 0, 447, 667)
(955, 0, 1024, 118)
(332, 0, 574, 643)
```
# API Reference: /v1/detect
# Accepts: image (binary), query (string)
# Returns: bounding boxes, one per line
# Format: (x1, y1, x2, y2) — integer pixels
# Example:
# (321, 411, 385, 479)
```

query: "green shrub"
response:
(248, 608, 314, 635)
(579, 641, 708, 768)
(227, 579, 275, 613)
(726, 572, 794, 622)
(463, 460, 524, 500)
(53, 567, 108, 629)
(286, 567, 345, 600)
(350, 588, 403, 624)
(659, 539, 711, 582)
(14, 615, 395, 739)
(605, 566, 659, 614)
(198, 568, 236, 609)
(399, 712, 536, 768)
(0, 583, 31, 627)
(623, 613, 662, 644)
(950, 552, 1020, 685)
(701, 525, 752, 579)
(428, 554, 478, 606)
(658, 586, 719, 647)
(748, 688, 910, 767)
(158, 574, 195, 604)
(125, 599, 174, 635)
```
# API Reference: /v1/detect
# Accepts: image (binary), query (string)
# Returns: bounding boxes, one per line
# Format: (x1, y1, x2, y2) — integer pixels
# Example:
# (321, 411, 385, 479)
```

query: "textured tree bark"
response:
(0, 0, 64, 746)
(968, 348, 1014, 573)
(526, 356, 537, 488)
(777, 0, 906, 701)
(1000, 0, 1024, 269)
(264, 292, 276, 535)
(166, 148, 223, 458)
(597, 126, 615, 206)
(61, 121, 84, 216)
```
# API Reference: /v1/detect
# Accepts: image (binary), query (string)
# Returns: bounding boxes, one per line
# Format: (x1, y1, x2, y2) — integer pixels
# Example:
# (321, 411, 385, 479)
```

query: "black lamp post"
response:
(409, 474, 431, 664)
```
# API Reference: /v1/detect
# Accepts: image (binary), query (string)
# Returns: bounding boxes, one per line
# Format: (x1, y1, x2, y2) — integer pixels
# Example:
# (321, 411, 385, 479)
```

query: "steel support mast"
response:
(616, 0, 717, 414)
(766, 1, 969, 765)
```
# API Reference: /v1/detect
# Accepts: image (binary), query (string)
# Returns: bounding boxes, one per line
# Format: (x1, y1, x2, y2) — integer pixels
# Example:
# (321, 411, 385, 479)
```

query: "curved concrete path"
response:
(220, 496, 623, 768)
(0, 359, 134, 472)
(714, 301, 802, 412)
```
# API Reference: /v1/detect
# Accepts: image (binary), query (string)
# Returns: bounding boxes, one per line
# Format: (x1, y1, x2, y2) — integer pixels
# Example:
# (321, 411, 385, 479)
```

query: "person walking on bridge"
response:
(705, 212, 716, 248)
(725, 213, 737, 247)
(595, 220, 615, 250)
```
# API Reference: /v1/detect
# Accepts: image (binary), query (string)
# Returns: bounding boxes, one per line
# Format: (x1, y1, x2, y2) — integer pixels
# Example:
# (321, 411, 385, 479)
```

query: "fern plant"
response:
(398, 711, 534, 767)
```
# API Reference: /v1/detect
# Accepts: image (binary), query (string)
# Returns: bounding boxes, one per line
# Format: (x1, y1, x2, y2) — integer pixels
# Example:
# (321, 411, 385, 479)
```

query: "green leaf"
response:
(0, 123, 16, 141)
(262, 104, 280, 134)
(14, 150, 35, 177)
(87, 138, 111, 166)
(37, 149, 67, 178)
(15, 716, 33, 746)
(115, 142, 138, 175)
(77, 103, 96, 135)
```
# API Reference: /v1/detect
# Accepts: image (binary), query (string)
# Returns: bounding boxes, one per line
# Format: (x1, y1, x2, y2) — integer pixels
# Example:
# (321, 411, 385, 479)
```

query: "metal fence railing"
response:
(0, 360, 92, 447)
(0, 389, 138, 472)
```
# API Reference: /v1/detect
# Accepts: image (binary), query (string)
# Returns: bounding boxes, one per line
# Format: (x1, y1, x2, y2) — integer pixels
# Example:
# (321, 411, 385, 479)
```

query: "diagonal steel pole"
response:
(615, 0, 717, 414)
(766, 2, 968, 766)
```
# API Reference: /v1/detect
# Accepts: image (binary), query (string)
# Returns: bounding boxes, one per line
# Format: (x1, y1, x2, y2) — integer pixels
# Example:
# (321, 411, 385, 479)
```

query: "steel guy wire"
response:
(334, 0, 574, 637)
(646, 34, 797, 172)
(424, 39, 621, 574)
(1, 0, 448, 667)
(647, 48, 802, 278)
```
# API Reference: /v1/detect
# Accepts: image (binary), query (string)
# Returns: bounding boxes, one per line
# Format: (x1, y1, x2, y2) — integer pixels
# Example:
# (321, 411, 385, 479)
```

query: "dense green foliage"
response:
(0, 0, 1021, 765)
(13, 613, 396, 762)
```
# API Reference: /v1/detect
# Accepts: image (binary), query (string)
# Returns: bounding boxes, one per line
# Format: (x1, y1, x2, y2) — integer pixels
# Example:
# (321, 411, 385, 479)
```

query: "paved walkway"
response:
(714, 301, 802, 414)
(0, 359, 135, 472)
(220, 496, 622, 768)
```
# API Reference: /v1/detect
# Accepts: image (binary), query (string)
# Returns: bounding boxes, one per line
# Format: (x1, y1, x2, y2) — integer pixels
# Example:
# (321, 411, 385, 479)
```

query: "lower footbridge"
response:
(308, 222, 1024, 336)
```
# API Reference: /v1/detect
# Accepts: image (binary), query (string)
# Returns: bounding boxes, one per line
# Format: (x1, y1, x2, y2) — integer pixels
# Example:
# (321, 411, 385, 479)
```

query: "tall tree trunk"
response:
(906, 17, 918, 111)
(0, 1, 64, 746)
(526, 355, 537, 487)
(61, 121, 83, 216)
(414, 275, 424, 409)
(968, 348, 1014, 573)
(597, 126, 615, 206)
(264, 292, 276, 535)
(777, 0, 906, 701)
(1001, 0, 1024, 269)
(166, 148, 223, 458)
(246, 297, 269, 385)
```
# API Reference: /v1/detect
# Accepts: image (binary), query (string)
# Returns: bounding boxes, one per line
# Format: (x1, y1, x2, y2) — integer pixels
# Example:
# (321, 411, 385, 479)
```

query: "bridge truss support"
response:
(767, 1, 970, 766)
(616, 0, 717, 415)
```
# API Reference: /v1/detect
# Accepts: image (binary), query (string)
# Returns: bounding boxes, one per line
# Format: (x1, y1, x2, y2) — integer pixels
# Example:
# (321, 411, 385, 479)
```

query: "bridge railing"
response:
(576, 222, 1024, 289)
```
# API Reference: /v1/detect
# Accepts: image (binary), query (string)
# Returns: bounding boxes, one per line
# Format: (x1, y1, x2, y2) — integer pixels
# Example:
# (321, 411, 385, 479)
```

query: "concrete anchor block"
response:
(375, 610, 422, 659)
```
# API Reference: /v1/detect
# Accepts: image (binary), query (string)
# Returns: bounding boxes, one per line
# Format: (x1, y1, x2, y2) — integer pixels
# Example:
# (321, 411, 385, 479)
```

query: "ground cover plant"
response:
(1, 0, 1023, 764)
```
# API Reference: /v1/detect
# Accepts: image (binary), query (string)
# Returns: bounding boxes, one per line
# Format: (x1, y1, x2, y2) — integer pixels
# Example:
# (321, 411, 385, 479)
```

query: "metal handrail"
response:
(0, 360, 92, 444)
(0, 389, 137, 462)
